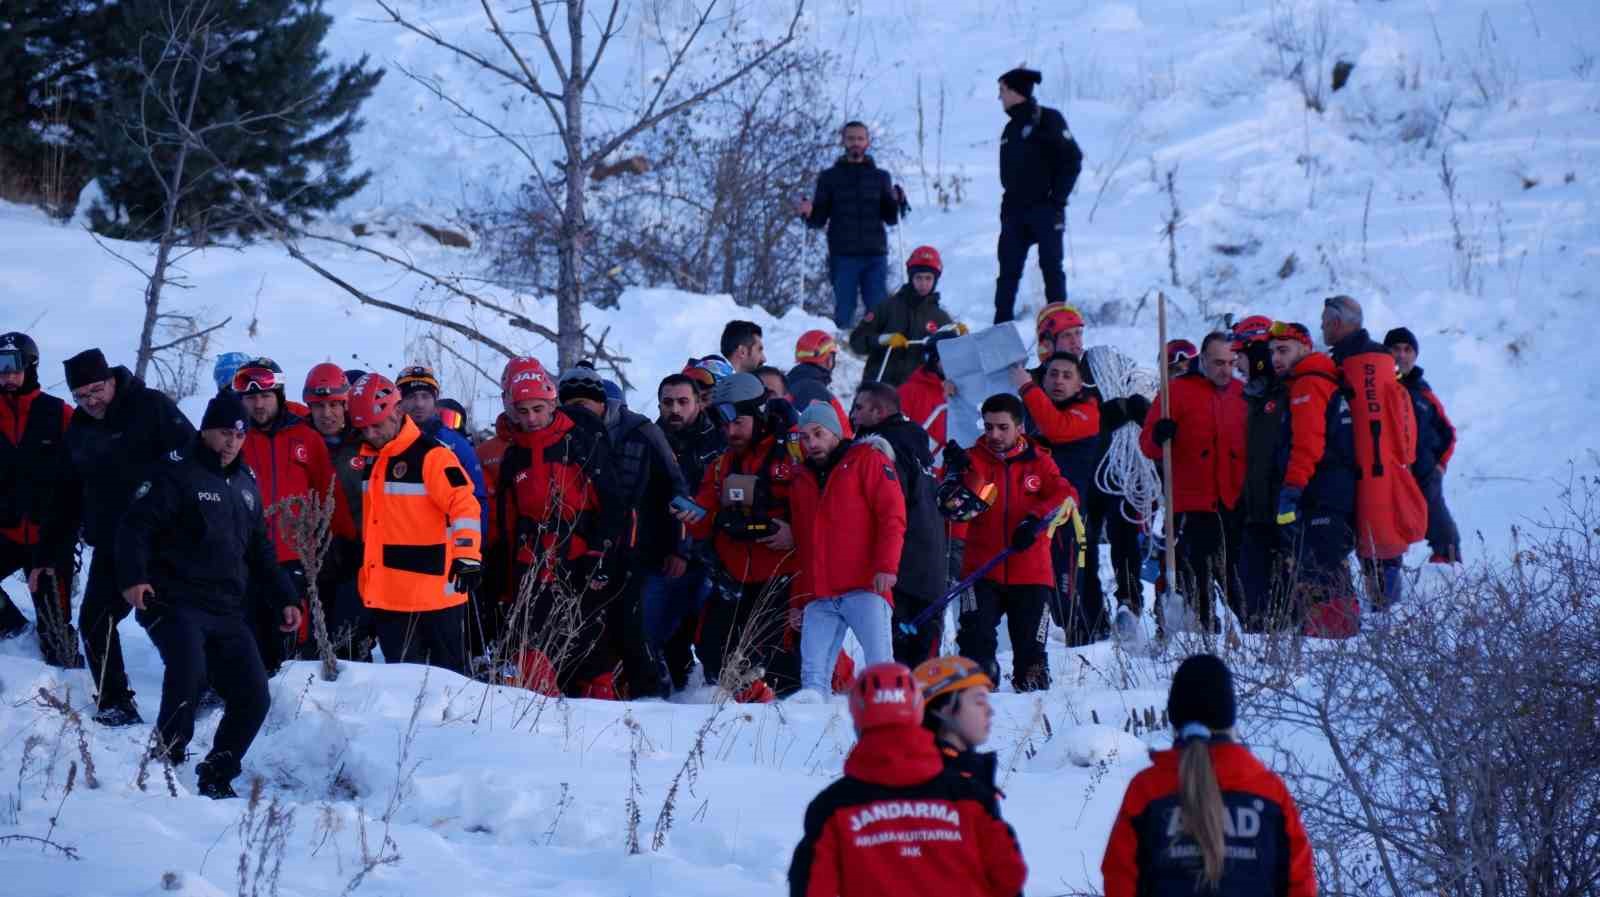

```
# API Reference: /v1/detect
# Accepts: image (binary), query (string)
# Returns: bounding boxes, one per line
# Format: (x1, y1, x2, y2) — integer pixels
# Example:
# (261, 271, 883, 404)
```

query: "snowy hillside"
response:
(2, 0, 1599, 894)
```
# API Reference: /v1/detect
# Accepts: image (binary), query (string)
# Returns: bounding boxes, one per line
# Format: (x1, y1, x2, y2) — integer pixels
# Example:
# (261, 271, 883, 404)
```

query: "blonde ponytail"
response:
(1178, 735, 1228, 887)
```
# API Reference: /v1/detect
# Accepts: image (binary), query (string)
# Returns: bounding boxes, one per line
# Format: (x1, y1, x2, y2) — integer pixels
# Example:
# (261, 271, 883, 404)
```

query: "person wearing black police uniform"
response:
(116, 394, 302, 798)
(994, 67, 1084, 325)
(31, 348, 195, 727)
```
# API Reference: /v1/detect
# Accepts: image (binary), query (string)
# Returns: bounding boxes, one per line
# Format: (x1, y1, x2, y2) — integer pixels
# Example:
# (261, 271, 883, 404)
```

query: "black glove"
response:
(1152, 418, 1178, 446)
(1100, 397, 1128, 429)
(894, 184, 911, 216)
(1010, 514, 1043, 552)
(942, 440, 971, 475)
(1125, 394, 1151, 423)
(449, 557, 483, 593)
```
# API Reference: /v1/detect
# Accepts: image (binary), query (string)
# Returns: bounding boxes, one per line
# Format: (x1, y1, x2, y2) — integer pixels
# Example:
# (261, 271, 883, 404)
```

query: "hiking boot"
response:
(92, 697, 143, 728)
(196, 776, 238, 800)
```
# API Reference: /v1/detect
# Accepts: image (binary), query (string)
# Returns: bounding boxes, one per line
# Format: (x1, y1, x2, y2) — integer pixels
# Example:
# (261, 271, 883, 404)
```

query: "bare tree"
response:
(374, 0, 806, 368)
(1235, 478, 1600, 897)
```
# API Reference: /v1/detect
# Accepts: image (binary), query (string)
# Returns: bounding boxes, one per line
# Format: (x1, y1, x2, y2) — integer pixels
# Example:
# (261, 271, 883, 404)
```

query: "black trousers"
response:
(1236, 523, 1286, 631)
(1084, 487, 1144, 614)
(698, 577, 795, 693)
(142, 605, 268, 781)
(957, 581, 1052, 692)
(252, 561, 308, 675)
(891, 586, 943, 668)
(1285, 512, 1356, 615)
(1173, 508, 1243, 631)
(1422, 471, 1462, 561)
(609, 568, 668, 699)
(373, 603, 466, 675)
(1049, 527, 1105, 645)
(0, 538, 78, 664)
(80, 548, 135, 709)
(994, 204, 1066, 324)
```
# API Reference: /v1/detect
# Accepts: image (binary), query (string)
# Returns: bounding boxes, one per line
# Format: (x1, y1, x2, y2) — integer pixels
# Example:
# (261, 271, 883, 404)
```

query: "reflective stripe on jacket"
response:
(359, 417, 481, 612)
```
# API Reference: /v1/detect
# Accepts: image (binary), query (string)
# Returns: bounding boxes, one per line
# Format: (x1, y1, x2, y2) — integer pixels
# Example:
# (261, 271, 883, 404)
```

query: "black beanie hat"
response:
(63, 348, 112, 391)
(999, 67, 1042, 98)
(201, 393, 248, 432)
(1167, 654, 1236, 732)
(1383, 326, 1419, 353)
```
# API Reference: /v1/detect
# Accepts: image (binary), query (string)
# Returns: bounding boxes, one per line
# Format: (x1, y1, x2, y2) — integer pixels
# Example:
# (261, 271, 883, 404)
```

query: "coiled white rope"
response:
(1086, 345, 1162, 526)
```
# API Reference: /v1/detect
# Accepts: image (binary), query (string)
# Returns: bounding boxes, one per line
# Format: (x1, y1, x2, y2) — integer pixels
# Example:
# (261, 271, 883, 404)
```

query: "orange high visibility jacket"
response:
(358, 417, 482, 612)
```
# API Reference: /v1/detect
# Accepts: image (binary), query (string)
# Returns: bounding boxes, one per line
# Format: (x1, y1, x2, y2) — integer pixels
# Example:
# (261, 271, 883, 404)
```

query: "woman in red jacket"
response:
(1102, 654, 1316, 897)
(789, 662, 1027, 897)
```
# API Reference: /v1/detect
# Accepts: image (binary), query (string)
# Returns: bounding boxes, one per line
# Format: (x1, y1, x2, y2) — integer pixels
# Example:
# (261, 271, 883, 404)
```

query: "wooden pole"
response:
(1157, 292, 1179, 637)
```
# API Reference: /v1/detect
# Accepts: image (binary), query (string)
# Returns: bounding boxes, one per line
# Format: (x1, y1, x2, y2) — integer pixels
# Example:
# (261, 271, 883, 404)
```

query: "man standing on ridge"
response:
(994, 68, 1083, 324)
(797, 120, 907, 329)
(1385, 327, 1461, 565)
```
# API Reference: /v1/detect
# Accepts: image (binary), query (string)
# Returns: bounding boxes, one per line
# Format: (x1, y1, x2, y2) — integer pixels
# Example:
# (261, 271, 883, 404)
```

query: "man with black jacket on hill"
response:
(32, 348, 195, 727)
(994, 67, 1084, 324)
(117, 394, 301, 798)
(797, 120, 907, 329)
(848, 382, 947, 665)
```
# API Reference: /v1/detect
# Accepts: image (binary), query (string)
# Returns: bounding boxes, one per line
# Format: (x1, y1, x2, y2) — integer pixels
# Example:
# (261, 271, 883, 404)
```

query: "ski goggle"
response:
(1166, 341, 1198, 366)
(1268, 321, 1313, 347)
(795, 337, 838, 360)
(710, 400, 762, 425)
(438, 407, 464, 430)
(0, 350, 23, 373)
(231, 366, 282, 394)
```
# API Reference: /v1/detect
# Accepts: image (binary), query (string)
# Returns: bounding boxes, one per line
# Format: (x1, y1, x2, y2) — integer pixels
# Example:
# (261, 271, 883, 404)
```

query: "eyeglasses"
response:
(438, 407, 464, 430)
(71, 380, 111, 403)
(231, 366, 281, 394)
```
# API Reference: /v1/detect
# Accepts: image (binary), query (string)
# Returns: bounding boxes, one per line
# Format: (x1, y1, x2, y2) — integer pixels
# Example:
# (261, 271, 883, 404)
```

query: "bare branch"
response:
(477, 0, 571, 134)
(588, 3, 806, 166)
(145, 316, 232, 355)
(426, 333, 498, 384)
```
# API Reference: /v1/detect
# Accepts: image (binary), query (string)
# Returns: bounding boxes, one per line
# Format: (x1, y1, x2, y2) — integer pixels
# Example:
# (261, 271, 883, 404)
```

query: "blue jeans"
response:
(799, 591, 892, 694)
(641, 567, 711, 651)
(829, 254, 888, 328)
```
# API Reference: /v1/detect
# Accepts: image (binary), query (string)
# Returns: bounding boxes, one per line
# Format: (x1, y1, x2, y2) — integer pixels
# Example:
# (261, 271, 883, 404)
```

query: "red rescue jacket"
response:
(898, 368, 949, 463)
(242, 411, 353, 563)
(483, 411, 606, 594)
(1140, 374, 1247, 514)
(1282, 353, 1342, 492)
(789, 724, 1028, 897)
(960, 436, 1075, 587)
(789, 436, 907, 608)
(0, 388, 72, 546)
(1102, 741, 1316, 897)
(687, 433, 803, 585)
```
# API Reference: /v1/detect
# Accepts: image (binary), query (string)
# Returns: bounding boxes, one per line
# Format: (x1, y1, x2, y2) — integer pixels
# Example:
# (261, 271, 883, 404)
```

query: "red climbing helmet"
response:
(1036, 303, 1085, 340)
(302, 362, 351, 404)
(501, 356, 557, 403)
(1230, 314, 1273, 351)
(906, 245, 943, 278)
(348, 373, 401, 428)
(794, 330, 839, 362)
(848, 662, 924, 732)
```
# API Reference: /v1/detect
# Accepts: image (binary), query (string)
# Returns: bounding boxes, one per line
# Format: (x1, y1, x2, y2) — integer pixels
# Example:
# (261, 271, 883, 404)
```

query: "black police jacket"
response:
(115, 438, 296, 617)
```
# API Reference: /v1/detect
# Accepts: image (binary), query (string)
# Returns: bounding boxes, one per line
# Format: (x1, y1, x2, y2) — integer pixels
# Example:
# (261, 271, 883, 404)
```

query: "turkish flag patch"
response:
(1023, 474, 1042, 492)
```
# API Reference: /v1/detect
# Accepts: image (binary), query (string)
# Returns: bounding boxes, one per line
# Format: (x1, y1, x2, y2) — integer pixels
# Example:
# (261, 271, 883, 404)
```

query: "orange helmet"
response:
(501, 356, 556, 403)
(848, 663, 924, 732)
(302, 362, 350, 404)
(794, 329, 838, 363)
(906, 245, 943, 277)
(348, 373, 401, 428)
(1035, 302, 1085, 340)
(912, 656, 993, 705)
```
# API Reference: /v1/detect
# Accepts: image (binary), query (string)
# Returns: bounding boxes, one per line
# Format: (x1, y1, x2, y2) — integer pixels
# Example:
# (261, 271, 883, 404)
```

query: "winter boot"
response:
(93, 696, 143, 728)
(194, 753, 241, 799)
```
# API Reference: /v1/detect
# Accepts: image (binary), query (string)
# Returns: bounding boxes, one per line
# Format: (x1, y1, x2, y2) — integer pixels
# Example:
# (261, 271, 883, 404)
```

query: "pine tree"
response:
(86, 0, 383, 241)
(0, 1, 101, 212)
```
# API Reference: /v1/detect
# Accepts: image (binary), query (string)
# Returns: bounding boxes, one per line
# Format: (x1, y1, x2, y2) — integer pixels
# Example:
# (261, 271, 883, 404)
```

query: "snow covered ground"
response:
(3, 0, 1599, 894)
